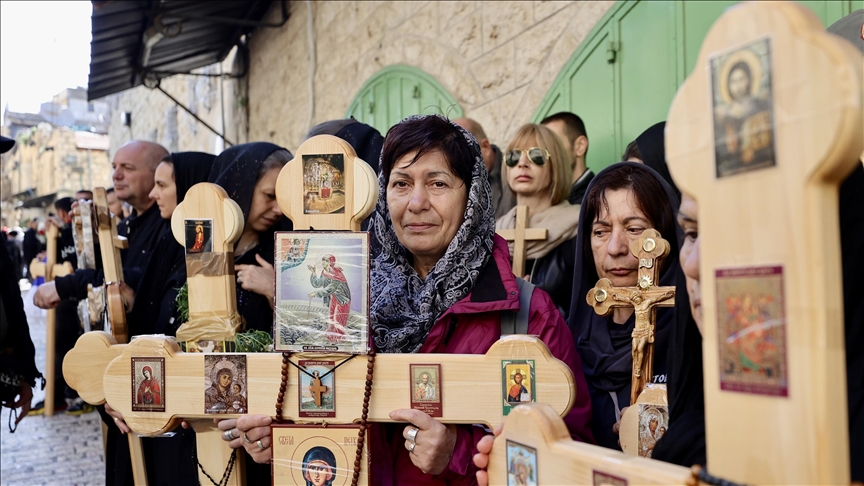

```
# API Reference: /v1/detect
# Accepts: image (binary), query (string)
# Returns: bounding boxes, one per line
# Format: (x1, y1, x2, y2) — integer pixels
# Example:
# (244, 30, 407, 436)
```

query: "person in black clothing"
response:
(126, 152, 215, 337)
(0, 135, 41, 426)
(209, 142, 293, 334)
(22, 218, 41, 281)
(29, 197, 92, 415)
(5, 230, 22, 280)
(33, 140, 169, 486)
(454, 117, 516, 220)
(622, 121, 682, 202)
(541, 111, 595, 205)
(207, 142, 292, 485)
(567, 162, 680, 451)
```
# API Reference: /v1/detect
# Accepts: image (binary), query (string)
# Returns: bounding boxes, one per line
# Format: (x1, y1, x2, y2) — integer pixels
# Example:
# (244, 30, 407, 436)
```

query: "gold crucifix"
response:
(309, 371, 329, 407)
(585, 229, 675, 404)
(496, 205, 548, 278)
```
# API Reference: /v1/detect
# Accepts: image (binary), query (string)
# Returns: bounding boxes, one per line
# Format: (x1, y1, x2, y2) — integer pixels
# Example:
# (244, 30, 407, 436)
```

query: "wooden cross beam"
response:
(665, 1, 863, 483)
(496, 205, 548, 278)
(62, 333, 576, 435)
(309, 373, 328, 407)
(586, 229, 675, 404)
(487, 403, 694, 485)
(28, 222, 73, 417)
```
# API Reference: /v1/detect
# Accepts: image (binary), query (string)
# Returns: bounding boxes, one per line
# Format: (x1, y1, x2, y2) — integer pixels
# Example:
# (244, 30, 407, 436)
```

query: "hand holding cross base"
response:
(585, 229, 675, 404)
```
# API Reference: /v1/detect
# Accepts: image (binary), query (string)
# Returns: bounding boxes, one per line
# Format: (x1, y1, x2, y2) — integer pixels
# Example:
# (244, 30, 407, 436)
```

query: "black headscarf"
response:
(128, 152, 216, 336)
(634, 122, 681, 201)
(567, 161, 680, 449)
(335, 120, 383, 175)
(651, 248, 706, 467)
(210, 142, 293, 333)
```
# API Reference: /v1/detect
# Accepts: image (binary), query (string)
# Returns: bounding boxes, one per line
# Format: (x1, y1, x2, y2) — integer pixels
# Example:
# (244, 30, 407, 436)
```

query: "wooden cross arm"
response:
(29, 260, 74, 281)
(495, 228, 548, 241)
(586, 279, 632, 316)
(65, 334, 577, 436)
(630, 229, 671, 261)
(488, 403, 693, 485)
(63, 331, 124, 405)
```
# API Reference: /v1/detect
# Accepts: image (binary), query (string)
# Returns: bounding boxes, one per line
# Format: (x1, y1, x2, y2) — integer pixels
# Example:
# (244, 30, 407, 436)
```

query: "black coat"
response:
(526, 236, 576, 318)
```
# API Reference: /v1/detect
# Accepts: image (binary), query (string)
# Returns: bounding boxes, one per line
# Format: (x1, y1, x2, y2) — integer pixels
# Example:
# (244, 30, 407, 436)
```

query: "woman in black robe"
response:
(209, 142, 293, 334)
(128, 152, 215, 337)
(567, 162, 680, 450)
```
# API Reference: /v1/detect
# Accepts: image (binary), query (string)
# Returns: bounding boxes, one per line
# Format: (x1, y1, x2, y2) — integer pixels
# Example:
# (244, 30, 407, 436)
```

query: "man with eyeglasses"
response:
(454, 117, 515, 219)
(541, 112, 594, 205)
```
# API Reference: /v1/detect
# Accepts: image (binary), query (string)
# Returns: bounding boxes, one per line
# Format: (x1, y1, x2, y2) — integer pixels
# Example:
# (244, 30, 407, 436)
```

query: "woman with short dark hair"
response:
(227, 115, 594, 485)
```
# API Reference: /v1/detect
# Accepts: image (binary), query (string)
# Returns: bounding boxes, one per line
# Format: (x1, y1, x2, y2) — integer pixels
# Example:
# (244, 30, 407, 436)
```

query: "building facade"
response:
(102, 0, 862, 172)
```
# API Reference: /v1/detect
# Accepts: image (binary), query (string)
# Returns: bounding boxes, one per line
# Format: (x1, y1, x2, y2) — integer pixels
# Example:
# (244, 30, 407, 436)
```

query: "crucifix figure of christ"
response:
(585, 229, 675, 403)
(309, 371, 328, 407)
(495, 205, 548, 278)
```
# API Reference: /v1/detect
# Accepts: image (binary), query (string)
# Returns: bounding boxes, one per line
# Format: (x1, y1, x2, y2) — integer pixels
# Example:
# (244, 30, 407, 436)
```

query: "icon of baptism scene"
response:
(274, 232, 369, 353)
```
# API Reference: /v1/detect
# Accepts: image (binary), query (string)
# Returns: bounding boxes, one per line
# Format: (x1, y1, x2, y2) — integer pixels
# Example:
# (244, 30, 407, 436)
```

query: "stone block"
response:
(446, 10, 483, 61)
(471, 41, 516, 100)
(480, 1, 533, 52)
(533, 0, 571, 21)
(514, 6, 573, 93)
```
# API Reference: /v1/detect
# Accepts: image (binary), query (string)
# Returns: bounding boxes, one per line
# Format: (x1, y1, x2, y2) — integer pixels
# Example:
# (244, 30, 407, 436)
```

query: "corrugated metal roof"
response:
(74, 131, 110, 150)
(88, 1, 284, 101)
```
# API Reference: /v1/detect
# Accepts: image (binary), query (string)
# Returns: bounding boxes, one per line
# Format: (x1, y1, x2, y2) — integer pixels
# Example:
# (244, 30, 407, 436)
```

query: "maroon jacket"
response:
(371, 235, 594, 485)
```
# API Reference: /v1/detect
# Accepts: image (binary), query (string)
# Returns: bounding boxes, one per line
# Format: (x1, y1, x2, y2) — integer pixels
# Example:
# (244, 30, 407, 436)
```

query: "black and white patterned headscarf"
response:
(369, 114, 495, 354)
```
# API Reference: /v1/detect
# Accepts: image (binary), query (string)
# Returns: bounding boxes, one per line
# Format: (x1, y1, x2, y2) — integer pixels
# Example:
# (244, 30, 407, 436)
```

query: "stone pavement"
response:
(1, 285, 104, 486)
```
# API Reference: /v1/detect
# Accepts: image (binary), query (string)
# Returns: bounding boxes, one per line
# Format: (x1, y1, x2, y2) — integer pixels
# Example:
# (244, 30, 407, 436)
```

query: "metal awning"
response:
(87, 0, 288, 101)
(18, 193, 58, 209)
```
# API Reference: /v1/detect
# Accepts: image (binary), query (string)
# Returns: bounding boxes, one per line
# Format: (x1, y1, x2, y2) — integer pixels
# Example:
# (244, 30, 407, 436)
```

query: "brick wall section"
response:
(248, 0, 614, 150)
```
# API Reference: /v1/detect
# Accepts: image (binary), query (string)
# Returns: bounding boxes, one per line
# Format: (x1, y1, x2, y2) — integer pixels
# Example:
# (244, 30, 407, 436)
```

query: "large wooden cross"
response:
(586, 229, 675, 404)
(495, 205, 548, 278)
(28, 222, 73, 417)
(664, 2, 863, 483)
(92, 187, 149, 483)
(476, 2, 863, 485)
(92, 187, 129, 343)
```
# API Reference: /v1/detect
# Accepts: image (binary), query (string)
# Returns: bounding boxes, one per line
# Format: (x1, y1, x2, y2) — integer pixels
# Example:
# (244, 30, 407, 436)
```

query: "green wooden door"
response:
(535, 0, 862, 172)
(346, 65, 463, 137)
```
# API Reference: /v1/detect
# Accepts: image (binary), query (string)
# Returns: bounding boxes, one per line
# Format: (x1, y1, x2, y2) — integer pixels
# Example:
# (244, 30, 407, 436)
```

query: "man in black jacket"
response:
(32, 140, 168, 486)
(541, 112, 595, 205)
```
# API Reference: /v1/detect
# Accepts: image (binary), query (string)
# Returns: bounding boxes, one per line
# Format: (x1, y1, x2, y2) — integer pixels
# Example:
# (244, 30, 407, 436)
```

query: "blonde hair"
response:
(504, 123, 571, 206)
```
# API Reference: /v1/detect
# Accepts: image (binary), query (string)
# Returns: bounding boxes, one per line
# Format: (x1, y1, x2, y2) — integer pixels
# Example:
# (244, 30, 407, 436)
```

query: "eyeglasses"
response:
(505, 147, 551, 167)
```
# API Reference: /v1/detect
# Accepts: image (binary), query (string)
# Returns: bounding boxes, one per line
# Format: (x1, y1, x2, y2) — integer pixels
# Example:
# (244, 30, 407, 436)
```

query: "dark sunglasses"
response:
(505, 147, 551, 167)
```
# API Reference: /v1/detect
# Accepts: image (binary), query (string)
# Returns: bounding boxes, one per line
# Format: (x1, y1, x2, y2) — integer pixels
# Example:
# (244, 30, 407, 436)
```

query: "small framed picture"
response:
(302, 153, 346, 215)
(501, 359, 536, 415)
(184, 219, 213, 253)
(506, 439, 538, 486)
(298, 360, 336, 418)
(131, 357, 165, 412)
(274, 232, 369, 354)
(636, 404, 669, 458)
(271, 424, 368, 486)
(203, 355, 248, 414)
(409, 364, 442, 417)
(592, 470, 628, 486)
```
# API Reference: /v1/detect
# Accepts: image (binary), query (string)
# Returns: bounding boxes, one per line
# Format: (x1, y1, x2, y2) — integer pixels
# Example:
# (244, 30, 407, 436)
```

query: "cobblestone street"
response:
(1, 287, 104, 486)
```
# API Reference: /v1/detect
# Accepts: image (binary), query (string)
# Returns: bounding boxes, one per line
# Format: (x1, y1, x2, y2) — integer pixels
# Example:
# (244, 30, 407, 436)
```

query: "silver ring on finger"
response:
(256, 439, 266, 451)
(407, 441, 416, 453)
(224, 429, 235, 441)
(243, 432, 254, 444)
(406, 427, 419, 443)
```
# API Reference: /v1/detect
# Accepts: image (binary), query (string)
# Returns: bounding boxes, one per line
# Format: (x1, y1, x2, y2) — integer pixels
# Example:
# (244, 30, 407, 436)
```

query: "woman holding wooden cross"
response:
(228, 115, 595, 483)
(568, 162, 680, 450)
(496, 123, 579, 317)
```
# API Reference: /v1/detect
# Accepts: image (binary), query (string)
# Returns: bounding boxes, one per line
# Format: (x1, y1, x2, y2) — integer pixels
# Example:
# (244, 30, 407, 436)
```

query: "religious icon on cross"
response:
(586, 229, 675, 403)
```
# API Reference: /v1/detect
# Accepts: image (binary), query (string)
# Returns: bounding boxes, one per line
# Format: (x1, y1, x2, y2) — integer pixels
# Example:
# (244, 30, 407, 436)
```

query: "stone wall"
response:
(105, 48, 248, 158)
(247, 0, 614, 151)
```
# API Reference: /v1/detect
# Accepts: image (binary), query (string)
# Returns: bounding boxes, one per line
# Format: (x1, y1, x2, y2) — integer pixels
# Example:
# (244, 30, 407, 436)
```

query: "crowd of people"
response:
(1, 22, 861, 483)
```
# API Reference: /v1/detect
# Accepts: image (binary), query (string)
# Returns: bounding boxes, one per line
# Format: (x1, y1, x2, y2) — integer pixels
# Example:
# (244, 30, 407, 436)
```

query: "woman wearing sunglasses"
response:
(496, 123, 578, 316)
